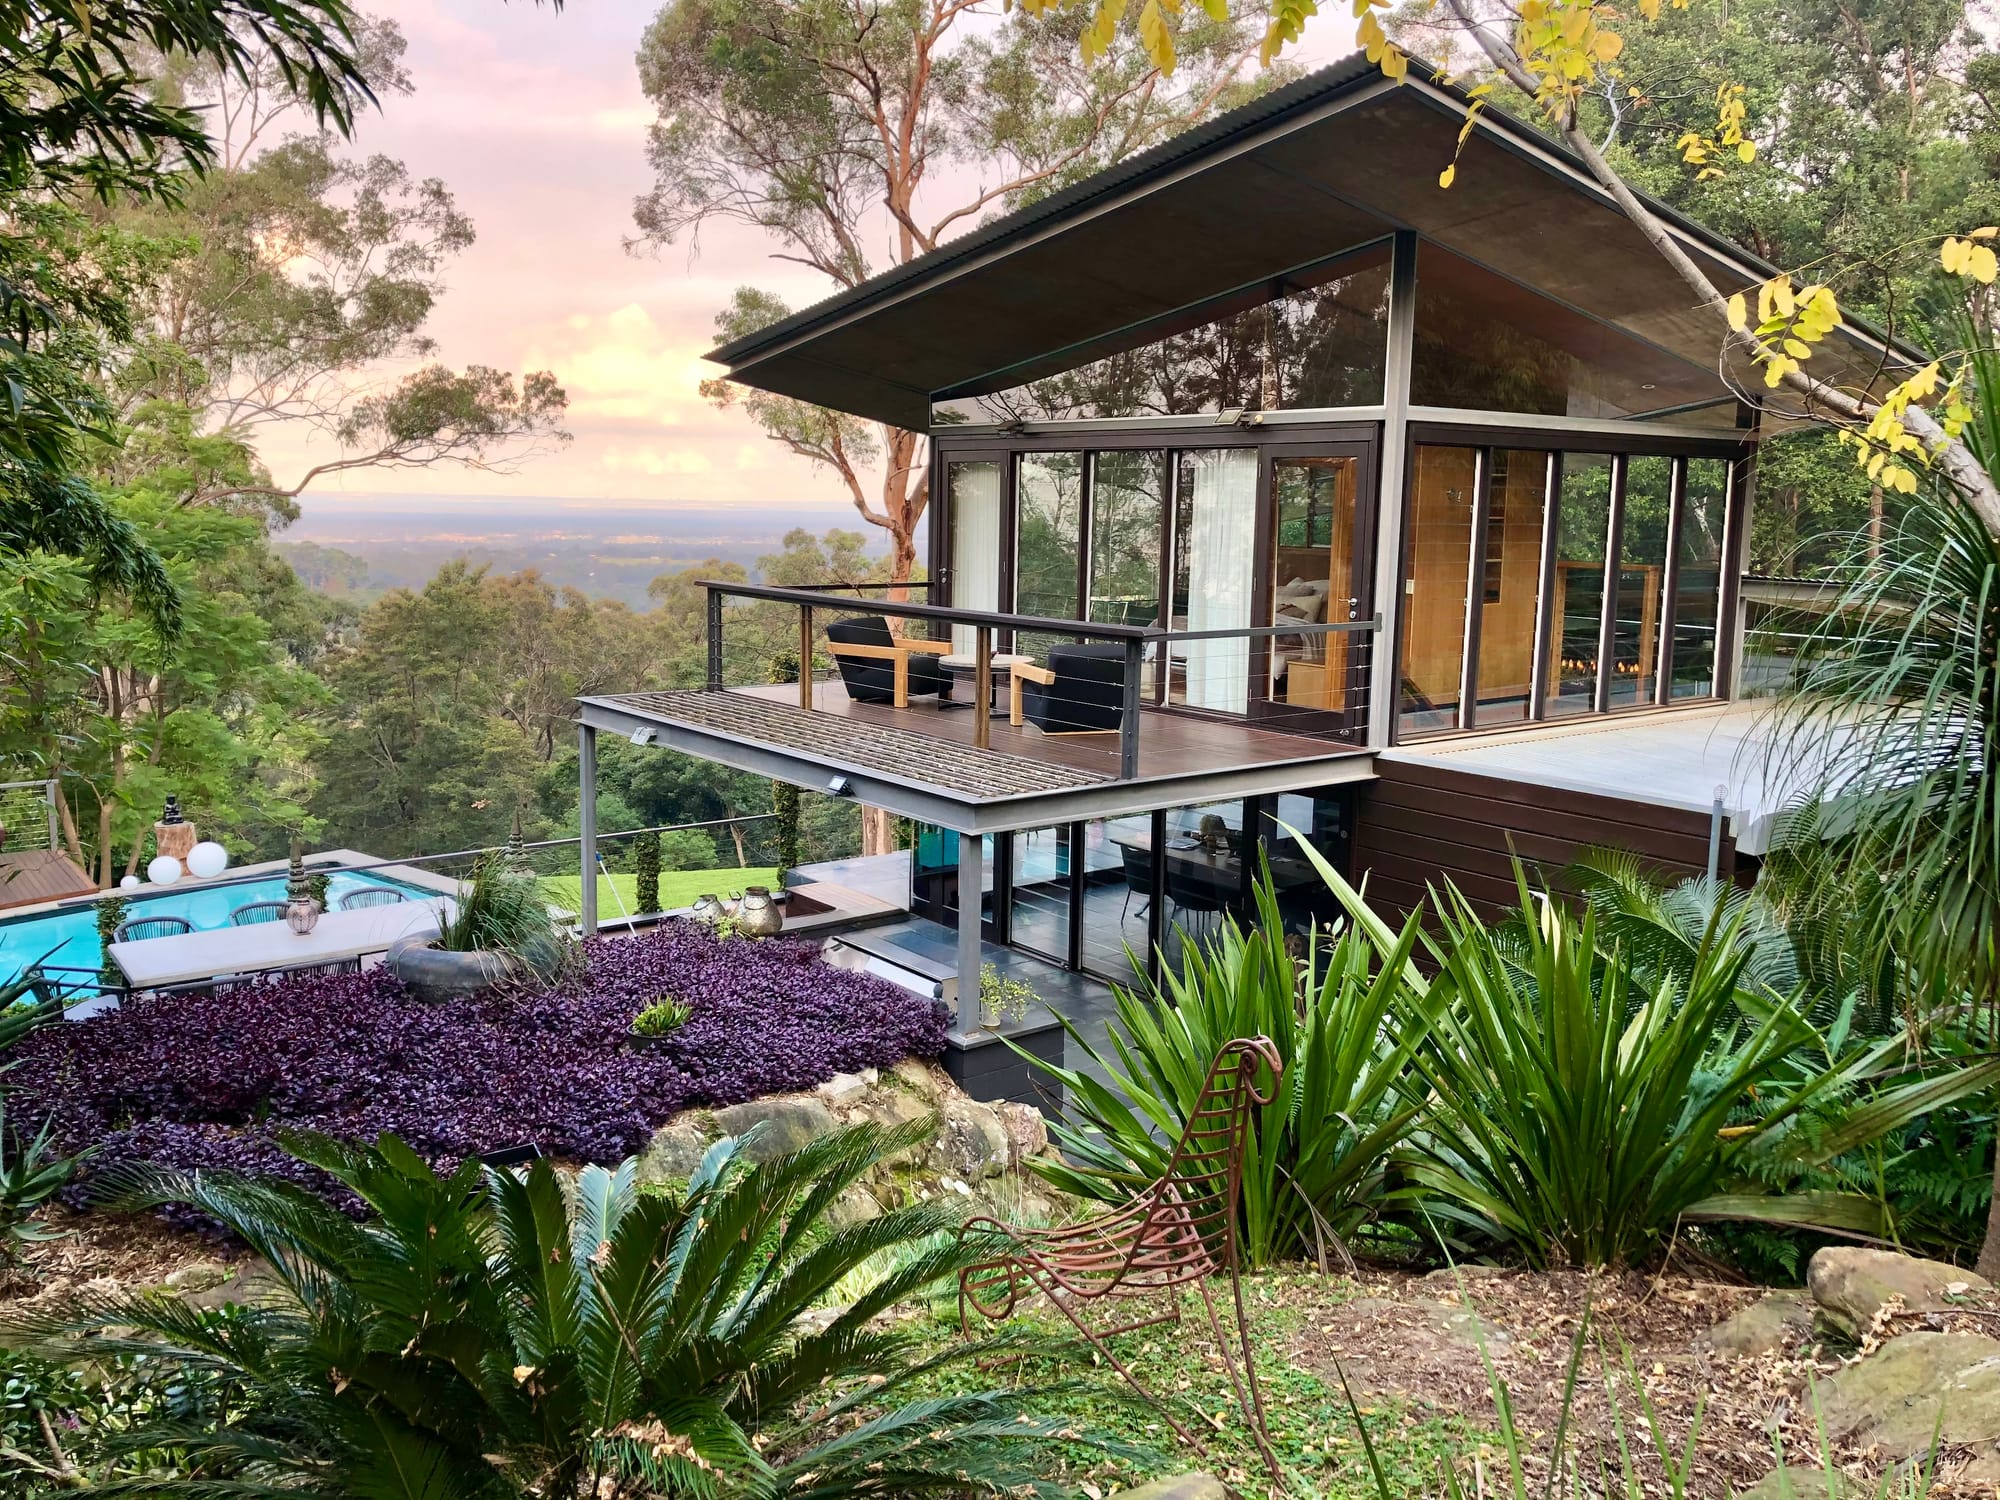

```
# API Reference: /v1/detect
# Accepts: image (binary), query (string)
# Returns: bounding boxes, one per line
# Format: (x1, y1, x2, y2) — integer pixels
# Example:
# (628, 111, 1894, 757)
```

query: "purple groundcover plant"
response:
(16, 922, 947, 1202)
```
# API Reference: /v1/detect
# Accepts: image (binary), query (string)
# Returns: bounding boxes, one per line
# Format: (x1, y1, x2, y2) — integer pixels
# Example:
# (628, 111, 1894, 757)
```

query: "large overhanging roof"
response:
(707, 55, 1904, 431)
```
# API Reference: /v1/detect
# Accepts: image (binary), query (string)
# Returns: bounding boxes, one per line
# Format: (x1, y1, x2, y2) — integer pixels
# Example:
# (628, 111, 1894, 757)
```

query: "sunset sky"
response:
(257, 0, 1350, 516)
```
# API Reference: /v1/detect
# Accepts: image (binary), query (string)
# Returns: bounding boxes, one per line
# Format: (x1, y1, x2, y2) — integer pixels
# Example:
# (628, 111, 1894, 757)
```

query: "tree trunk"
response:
(1868, 484, 1885, 562)
(1979, 1158, 2000, 1278)
(860, 804, 896, 857)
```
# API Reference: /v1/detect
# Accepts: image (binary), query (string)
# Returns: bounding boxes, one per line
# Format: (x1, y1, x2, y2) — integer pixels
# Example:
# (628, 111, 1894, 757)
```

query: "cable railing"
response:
(700, 580, 1382, 782)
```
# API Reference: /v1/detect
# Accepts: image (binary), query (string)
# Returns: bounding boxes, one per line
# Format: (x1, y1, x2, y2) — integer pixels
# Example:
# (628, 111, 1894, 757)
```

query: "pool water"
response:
(0, 870, 435, 983)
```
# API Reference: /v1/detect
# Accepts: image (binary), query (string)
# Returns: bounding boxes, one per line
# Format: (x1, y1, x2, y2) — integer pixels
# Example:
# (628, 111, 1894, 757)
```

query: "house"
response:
(576, 54, 1896, 1091)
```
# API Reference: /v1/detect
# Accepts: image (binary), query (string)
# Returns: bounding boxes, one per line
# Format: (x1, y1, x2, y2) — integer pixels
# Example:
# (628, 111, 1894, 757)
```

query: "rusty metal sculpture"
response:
(957, 1035, 1284, 1478)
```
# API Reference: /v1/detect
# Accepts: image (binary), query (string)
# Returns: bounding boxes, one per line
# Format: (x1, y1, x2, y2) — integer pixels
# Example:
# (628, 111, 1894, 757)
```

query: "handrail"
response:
(701, 580, 1158, 640)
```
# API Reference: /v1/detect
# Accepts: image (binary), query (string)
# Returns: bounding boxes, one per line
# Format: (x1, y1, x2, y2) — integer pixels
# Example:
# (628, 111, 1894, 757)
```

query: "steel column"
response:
(1366, 229, 1420, 748)
(1120, 638, 1145, 778)
(578, 722, 598, 936)
(956, 831, 983, 1031)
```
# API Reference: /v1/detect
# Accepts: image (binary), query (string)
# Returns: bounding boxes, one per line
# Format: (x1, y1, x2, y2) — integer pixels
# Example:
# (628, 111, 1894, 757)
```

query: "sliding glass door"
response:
(1261, 446, 1370, 737)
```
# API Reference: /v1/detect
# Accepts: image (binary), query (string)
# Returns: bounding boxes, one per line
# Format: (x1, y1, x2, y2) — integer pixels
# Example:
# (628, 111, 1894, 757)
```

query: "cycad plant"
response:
(1023, 874, 1436, 1270)
(23, 1121, 1125, 1498)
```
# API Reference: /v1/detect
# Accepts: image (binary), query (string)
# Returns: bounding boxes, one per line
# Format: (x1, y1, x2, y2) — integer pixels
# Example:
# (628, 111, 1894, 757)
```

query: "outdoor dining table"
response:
(109, 896, 454, 990)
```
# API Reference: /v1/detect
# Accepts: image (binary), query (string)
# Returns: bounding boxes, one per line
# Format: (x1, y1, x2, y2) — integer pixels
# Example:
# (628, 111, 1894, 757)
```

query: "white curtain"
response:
(949, 462, 1002, 654)
(1184, 449, 1258, 713)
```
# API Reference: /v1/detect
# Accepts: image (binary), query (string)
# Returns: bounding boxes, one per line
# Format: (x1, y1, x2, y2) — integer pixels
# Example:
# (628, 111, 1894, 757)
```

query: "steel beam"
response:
(578, 722, 598, 936)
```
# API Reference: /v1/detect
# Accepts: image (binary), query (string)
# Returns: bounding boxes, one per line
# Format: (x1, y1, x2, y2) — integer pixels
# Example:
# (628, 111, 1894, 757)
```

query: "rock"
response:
(1703, 1291, 1812, 1358)
(817, 1071, 871, 1104)
(163, 1261, 230, 1294)
(860, 1089, 932, 1131)
(1106, 1475, 1228, 1500)
(1821, 1331, 2000, 1458)
(1420, 1264, 1513, 1287)
(995, 1100, 1049, 1166)
(636, 1118, 712, 1184)
(712, 1097, 839, 1162)
(891, 1058, 942, 1099)
(1733, 1466, 1859, 1500)
(184, 1260, 286, 1311)
(1807, 1247, 1989, 1338)
(827, 1185, 882, 1230)
(927, 1099, 1011, 1181)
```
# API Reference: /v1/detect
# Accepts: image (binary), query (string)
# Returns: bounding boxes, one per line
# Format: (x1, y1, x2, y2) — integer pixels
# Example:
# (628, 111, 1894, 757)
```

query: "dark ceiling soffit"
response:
(708, 54, 1917, 380)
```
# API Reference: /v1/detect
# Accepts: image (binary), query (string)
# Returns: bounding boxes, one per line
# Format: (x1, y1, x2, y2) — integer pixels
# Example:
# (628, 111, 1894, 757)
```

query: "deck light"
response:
(827, 775, 852, 796)
(187, 840, 229, 879)
(146, 855, 182, 886)
(629, 727, 656, 746)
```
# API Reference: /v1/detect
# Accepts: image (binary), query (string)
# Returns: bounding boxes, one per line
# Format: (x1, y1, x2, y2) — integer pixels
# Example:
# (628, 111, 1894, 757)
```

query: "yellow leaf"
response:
(1593, 29, 1623, 60)
(1725, 292, 1748, 331)
(1971, 226, 2000, 239)
(1973, 245, 1998, 284)
(1438, 164, 1457, 189)
(1782, 337, 1812, 359)
(1736, 139, 1755, 163)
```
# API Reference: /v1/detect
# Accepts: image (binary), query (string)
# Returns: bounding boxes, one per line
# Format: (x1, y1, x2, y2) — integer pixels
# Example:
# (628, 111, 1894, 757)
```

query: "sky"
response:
(253, 0, 1354, 516)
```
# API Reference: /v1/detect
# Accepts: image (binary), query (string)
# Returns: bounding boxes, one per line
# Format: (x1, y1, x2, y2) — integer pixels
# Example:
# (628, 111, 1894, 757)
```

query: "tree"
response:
(0, 0, 375, 635)
(634, 0, 1286, 582)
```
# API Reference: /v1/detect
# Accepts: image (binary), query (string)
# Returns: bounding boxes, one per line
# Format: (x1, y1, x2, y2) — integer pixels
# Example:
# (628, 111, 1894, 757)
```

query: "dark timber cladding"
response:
(1351, 758, 1735, 924)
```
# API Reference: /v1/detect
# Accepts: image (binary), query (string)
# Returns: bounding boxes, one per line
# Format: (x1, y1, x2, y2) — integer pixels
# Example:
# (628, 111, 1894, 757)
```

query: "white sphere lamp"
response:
(186, 840, 229, 879)
(119, 874, 141, 889)
(146, 854, 183, 885)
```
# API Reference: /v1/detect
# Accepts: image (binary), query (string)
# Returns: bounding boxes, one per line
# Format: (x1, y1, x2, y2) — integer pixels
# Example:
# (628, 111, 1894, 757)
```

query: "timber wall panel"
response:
(1351, 756, 1732, 926)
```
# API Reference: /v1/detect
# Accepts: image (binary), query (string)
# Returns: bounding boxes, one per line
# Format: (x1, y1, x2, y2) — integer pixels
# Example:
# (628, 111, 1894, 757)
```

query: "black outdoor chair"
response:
(824, 615, 952, 708)
(1165, 862, 1232, 938)
(1009, 643, 1127, 734)
(338, 885, 409, 910)
(229, 900, 291, 926)
(113, 914, 194, 943)
(1119, 843, 1152, 921)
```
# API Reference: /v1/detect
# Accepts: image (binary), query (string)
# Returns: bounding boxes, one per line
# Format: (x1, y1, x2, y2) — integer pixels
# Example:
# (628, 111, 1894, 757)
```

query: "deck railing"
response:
(700, 580, 1382, 780)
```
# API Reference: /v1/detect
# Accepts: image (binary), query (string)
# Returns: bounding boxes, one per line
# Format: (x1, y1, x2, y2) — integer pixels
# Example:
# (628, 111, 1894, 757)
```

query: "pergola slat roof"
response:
(708, 54, 1903, 430)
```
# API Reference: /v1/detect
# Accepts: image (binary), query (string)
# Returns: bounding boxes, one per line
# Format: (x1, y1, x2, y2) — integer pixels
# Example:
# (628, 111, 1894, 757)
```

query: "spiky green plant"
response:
(1022, 873, 1435, 1270)
(20, 1121, 1133, 1498)
(438, 854, 573, 983)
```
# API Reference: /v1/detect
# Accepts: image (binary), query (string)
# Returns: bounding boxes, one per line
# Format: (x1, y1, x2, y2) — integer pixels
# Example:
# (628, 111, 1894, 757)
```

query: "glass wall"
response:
(1015, 453, 1083, 619)
(948, 460, 1002, 654)
(1398, 443, 1738, 741)
(932, 247, 1391, 426)
(1157, 799, 1250, 973)
(1547, 453, 1614, 718)
(1007, 825, 1073, 965)
(1398, 445, 1477, 737)
(1172, 449, 1259, 713)
(1472, 449, 1552, 726)
(1672, 458, 1730, 698)
(1079, 811, 1155, 983)
(1087, 451, 1167, 627)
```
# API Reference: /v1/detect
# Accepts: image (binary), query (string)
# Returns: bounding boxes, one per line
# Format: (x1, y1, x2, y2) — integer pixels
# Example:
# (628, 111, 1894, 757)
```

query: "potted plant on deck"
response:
(387, 856, 573, 1003)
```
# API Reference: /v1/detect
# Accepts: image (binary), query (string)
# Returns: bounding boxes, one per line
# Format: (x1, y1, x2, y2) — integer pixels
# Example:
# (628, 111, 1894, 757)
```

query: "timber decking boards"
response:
(727, 681, 1363, 782)
(0, 849, 98, 912)
(606, 688, 1111, 799)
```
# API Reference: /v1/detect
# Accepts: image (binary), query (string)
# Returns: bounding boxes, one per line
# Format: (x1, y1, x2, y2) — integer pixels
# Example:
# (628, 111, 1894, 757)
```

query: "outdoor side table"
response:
(938, 652, 1032, 711)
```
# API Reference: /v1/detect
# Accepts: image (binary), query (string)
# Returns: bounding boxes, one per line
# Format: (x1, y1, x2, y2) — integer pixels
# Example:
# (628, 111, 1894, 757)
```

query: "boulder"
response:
(826, 1185, 882, 1230)
(860, 1089, 932, 1131)
(636, 1118, 712, 1184)
(183, 1260, 285, 1311)
(1106, 1476, 1228, 1500)
(892, 1058, 943, 1099)
(1821, 1331, 2000, 1458)
(1703, 1291, 1813, 1358)
(927, 1098, 1010, 1181)
(995, 1100, 1050, 1166)
(817, 1071, 871, 1104)
(163, 1260, 230, 1294)
(1807, 1247, 1988, 1338)
(713, 1097, 838, 1162)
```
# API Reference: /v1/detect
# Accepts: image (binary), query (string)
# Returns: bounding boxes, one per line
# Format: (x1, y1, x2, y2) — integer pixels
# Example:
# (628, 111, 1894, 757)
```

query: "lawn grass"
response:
(895, 1272, 1485, 1499)
(538, 868, 782, 919)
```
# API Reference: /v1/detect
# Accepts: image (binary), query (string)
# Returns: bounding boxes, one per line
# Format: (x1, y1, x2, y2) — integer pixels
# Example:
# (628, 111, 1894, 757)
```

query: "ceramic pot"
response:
(690, 893, 726, 926)
(284, 897, 321, 935)
(386, 936, 511, 1004)
(736, 886, 783, 938)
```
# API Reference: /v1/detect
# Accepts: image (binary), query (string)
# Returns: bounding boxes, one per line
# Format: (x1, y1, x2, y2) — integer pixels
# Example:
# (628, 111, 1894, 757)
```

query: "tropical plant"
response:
(1024, 874, 1433, 1270)
(0, 1101, 86, 1260)
(629, 996, 692, 1037)
(437, 854, 573, 983)
(24, 1123, 1127, 1497)
(1345, 866, 1875, 1269)
(1765, 448, 2000, 1272)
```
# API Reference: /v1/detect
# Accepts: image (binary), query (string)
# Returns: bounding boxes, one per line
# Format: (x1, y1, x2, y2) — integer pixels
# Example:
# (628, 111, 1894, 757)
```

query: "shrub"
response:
(1025, 876, 1433, 1270)
(19, 1126, 1133, 1497)
(437, 854, 572, 982)
(632, 830, 661, 914)
(1372, 871, 1874, 1268)
(13, 922, 949, 1201)
(0, 1101, 84, 1260)
(629, 996, 692, 1037)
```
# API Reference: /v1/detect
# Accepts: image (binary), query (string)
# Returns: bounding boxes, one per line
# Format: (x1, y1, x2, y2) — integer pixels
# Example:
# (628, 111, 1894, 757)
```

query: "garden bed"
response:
(14, 921, 948, 1201)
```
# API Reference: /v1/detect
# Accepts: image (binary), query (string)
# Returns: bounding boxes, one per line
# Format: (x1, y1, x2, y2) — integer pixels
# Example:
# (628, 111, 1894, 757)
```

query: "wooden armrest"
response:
(1012, 662, 1056, 685)
(826, 641, 901, 661)
(893, 636, 953, 655)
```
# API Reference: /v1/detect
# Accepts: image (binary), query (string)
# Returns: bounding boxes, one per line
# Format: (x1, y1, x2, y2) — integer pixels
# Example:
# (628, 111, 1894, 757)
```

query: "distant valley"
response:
(275, 495, 905, 608)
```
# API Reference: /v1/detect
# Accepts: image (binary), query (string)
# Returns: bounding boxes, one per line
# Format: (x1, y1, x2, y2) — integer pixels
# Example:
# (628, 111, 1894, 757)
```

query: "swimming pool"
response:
(0, 869, 437, 983)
